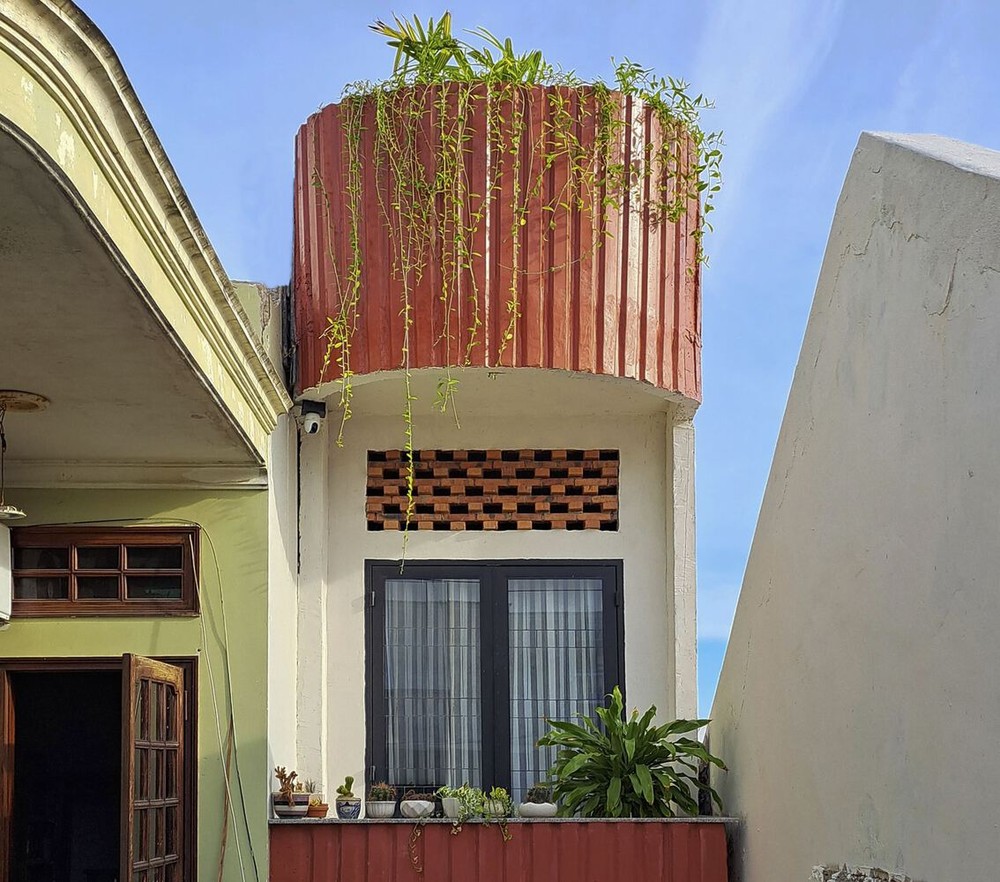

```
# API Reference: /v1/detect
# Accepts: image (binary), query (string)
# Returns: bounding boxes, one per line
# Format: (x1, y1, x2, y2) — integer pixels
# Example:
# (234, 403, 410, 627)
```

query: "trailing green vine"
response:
(315, 13, 722, 535)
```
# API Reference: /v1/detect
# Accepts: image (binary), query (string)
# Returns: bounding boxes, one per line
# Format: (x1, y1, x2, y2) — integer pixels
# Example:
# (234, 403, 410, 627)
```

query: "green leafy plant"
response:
(335, 775, 356, 800)
(368, 781, 397, 801)
(537, 686, 726, 818)
(484, 786, 512, 817)
(316, 15, 722, 539)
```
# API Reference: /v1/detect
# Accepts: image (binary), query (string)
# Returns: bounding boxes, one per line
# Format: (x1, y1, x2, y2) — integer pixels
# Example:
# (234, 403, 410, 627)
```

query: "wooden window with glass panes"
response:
(10, 527, 199, 616)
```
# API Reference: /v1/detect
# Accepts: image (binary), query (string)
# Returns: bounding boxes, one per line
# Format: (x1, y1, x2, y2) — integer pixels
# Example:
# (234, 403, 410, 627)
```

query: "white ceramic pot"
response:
(483, 799, 508, 818)
(518, 801, 557, 818)
(367, 800, 396, 819)
(441, 797, 461, 819)
(399, 799, 435, 819)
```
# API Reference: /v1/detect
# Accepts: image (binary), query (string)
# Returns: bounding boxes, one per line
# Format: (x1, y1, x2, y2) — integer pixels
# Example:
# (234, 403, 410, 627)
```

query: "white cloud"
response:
(691, 0, 846, 236)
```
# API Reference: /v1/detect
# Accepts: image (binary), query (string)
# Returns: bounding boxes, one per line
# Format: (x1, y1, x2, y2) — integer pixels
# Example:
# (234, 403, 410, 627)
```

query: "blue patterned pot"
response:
(336, 798, 362, 819)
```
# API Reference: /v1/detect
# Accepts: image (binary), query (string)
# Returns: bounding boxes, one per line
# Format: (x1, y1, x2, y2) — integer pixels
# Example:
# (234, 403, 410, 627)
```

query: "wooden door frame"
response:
(0, 656, 198, 882)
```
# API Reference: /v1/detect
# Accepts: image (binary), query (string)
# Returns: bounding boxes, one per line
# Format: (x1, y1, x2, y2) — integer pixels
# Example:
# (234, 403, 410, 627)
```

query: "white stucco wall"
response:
(711, 133, 1000, 881)
(295, 389, 696, 794)
(267, 414, 299, 778)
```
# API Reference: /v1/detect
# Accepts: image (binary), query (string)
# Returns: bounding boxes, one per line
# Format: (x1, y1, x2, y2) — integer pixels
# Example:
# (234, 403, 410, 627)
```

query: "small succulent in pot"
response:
(335, 775, 362, 819)
(399, 789, 436, 819)
(307, 795, 330, 818)
(518, 783, 557, 818)
(366, 781, 398, 819)
(272, 767, 310, 817)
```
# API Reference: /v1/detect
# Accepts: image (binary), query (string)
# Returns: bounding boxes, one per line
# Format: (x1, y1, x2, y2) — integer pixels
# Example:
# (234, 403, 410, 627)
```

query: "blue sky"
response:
(79, 0, 1000, 714)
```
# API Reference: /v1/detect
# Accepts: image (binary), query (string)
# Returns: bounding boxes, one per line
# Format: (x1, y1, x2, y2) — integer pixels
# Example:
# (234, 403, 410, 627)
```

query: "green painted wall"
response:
(0, 488, 269, 882)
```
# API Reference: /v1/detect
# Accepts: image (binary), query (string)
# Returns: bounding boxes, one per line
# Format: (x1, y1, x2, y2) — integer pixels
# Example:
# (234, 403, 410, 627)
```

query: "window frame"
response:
(10, 527, 200, 617)
(365, 559, 624, 793)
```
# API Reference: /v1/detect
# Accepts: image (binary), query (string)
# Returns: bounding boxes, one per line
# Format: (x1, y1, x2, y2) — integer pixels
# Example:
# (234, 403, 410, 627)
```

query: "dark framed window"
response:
(365, 560, 624, 800)
(11, 527, 199, 617)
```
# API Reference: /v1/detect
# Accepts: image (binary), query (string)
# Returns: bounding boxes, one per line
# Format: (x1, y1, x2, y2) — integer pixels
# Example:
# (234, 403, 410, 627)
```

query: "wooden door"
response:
(0, 671, 12, 882)
(121, 655, 185, 882)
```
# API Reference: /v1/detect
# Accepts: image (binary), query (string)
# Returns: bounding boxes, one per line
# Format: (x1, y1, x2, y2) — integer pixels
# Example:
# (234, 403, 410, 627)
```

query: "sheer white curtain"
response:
(508, 578, 605, 800)
(384, 578, 482, 787)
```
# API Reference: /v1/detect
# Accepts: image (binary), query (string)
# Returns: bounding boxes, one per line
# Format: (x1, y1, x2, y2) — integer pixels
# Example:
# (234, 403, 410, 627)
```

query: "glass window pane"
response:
(166, 751, 177, 798)
(13, 576, 68, 599)
(384, 577, 482, 788)
(13, 547, 68, 569)
(78, 546, 120, 569)
(135, 747, 148, 798)
(127, 576, 183, 600)
(150, 683, 161, 741)
(127, 546, 183, 570)
(138, 680, 149, 741)
(165, 686, 177, 741)
(77, 576, 119, 599)
(165, 806, 178, 855)
(508, 577, 606, 801)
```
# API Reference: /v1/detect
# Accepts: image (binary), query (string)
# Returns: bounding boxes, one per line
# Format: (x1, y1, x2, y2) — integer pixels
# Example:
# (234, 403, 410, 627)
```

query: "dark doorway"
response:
(10, 672, 120, 882)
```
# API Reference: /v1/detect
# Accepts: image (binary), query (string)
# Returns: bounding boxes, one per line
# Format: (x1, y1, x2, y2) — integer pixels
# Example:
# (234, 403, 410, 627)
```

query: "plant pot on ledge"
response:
(366, 782, 398, 818)
(399, 791, 436, 819)
(335, 775, 362, 819)
(307, 800, 330, 819)
(518, 784, 557, 818)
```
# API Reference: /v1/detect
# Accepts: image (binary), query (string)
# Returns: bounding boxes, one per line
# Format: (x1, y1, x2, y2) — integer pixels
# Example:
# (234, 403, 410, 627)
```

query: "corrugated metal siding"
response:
(270, 821, 728, 882)
(292, 84, 702, 403)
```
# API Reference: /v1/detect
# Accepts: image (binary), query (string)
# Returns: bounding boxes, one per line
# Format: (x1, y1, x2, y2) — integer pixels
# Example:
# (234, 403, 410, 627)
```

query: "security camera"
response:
(299, 400, 326, 436)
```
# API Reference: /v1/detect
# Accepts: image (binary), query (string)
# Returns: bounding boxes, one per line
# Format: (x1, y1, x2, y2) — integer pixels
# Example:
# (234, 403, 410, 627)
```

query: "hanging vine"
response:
(314, 13, 723, 533)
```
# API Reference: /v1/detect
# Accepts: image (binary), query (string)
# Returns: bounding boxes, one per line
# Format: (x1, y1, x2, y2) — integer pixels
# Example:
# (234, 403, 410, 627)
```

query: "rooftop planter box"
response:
(270, 817, 729, 881)
(293, 81, 705, 403)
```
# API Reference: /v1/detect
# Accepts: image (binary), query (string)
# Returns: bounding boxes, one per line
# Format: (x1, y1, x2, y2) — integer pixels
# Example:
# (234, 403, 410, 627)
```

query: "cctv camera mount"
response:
(299, 399, 326, 435)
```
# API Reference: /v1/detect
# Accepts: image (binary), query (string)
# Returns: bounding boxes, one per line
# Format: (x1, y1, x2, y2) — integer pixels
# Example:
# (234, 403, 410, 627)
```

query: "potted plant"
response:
(307, 795, 330, 819)
(517, 783, 557, 818)
(366, 782, 397, 819)
(483, 786, 512, 819)
(399, 789, 436, 819)
(272, 767, 310, 818)
(335, 776, 362, 819)
(538, 686, 727, 817)
(435, 784, 483, 821)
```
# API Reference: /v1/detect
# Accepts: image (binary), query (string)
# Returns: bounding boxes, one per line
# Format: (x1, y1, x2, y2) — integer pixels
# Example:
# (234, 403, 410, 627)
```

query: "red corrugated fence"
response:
(270, 820, 728, 882)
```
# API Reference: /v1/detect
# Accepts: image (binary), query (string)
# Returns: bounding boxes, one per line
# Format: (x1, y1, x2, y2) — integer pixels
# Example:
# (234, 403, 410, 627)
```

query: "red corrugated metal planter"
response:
(270, 819, 728, 882)
(292, 83, 702, 402)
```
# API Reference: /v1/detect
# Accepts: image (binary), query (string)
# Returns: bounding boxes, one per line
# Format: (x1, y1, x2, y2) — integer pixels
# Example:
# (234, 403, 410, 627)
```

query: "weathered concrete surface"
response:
(710, 133, 1000, 882)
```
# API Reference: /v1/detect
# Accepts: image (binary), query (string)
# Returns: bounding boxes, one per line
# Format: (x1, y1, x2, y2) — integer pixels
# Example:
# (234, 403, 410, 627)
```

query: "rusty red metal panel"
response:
(291, 85, 703, 403)
(270, 821, 728, 882)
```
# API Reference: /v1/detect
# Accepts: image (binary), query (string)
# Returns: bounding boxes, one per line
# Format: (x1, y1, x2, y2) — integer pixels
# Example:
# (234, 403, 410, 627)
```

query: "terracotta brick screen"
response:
(366, 449, 620, 531)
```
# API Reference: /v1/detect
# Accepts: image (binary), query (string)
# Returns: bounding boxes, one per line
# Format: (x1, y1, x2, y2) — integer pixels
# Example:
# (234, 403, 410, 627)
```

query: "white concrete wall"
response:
(296, 396, 694, 794)
(266, 414, 298, 777)
(711, 133, 1000, 882)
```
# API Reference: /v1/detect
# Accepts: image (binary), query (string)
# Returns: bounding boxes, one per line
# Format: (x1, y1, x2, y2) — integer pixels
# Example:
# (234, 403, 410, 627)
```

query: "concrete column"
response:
(296, 425, 329, 790)
(670, 418, 698, 719)
(266, 415, 299, 776)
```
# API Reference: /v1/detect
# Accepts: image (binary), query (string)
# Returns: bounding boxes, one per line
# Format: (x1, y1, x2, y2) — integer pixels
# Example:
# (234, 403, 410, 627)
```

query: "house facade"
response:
(287, 93, 704, 803)
(0, 2, 293, 881)
(1, 2, 713, 880)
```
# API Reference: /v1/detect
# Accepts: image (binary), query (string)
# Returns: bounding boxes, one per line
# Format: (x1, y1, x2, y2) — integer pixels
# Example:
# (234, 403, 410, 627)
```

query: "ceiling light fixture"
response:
(0, 390, 49, 521)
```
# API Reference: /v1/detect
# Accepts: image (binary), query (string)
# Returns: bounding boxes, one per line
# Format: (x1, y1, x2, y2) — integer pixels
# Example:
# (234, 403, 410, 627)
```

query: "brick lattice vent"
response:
(366, 449, 619, 532)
